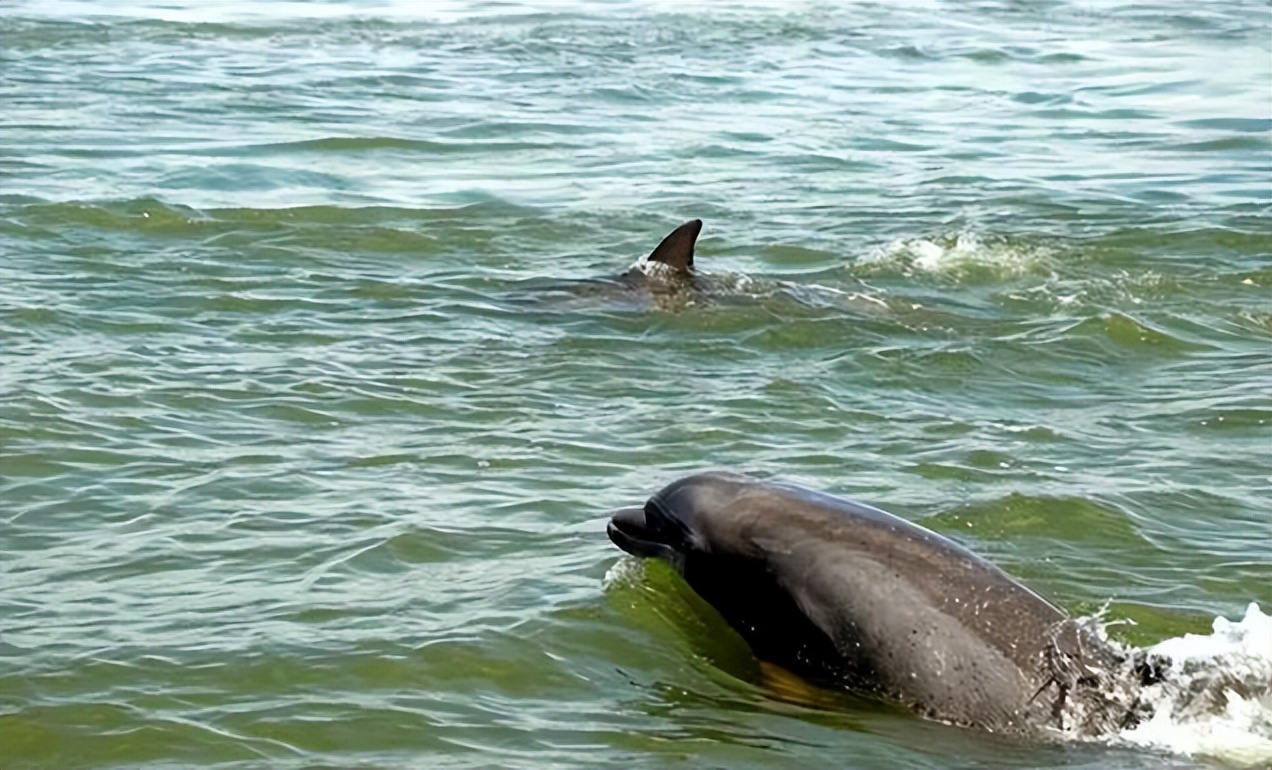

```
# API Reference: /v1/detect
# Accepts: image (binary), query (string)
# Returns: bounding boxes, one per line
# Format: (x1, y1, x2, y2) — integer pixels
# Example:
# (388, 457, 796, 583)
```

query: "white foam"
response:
(602, 556, 646, 589)
(1117, 603, 1272, 766)
(863, 230, 1051, 277)
(634, 259, 683, 280)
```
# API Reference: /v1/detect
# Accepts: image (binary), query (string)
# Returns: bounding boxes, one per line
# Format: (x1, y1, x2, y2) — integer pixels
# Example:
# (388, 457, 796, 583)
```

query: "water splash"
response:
(1117, 603, 1272, 766)
(602, 554, 648, 590)
(861, 231, 1055, 279)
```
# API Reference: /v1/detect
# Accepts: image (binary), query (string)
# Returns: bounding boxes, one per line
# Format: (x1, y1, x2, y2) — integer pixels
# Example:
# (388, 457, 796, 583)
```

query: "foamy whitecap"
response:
(1117, 603, 1272, 766)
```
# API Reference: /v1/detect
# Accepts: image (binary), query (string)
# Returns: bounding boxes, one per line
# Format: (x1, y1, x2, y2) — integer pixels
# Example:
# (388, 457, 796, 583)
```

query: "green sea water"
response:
(1, 2, 1269, 769)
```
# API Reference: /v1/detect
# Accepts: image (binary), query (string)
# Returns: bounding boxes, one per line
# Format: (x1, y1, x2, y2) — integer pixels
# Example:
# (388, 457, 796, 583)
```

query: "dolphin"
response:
(503, 218, 709, 309)
(607, 471, 1141, 735)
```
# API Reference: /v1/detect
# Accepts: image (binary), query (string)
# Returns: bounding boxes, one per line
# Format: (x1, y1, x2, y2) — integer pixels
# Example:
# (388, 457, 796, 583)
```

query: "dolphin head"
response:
(607, 472, 752, 570)
(608, 473, 849, 679)
(607, 498, 694, 567)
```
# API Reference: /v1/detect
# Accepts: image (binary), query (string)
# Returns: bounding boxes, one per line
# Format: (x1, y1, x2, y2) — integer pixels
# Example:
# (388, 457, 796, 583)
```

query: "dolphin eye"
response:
(643, 500, 662, 526)
(644, 498, 690, 545)
(644, 499, 671, 535)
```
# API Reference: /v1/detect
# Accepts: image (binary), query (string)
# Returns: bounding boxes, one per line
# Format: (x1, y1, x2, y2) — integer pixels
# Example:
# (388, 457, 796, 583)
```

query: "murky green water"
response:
(1, 2, 1269, 768)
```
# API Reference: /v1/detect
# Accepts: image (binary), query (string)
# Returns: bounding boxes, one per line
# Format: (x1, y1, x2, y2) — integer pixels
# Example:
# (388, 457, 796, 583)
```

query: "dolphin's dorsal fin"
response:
(647, 219, 702, 270)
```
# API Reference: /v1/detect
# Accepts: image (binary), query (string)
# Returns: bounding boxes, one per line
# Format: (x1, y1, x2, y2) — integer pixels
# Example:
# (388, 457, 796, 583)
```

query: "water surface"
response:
(1, 1, 1269, 768)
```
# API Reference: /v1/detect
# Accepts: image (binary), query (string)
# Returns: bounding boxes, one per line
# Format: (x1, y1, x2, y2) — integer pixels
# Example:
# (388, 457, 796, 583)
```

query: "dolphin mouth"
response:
(607, 504, 675, 559)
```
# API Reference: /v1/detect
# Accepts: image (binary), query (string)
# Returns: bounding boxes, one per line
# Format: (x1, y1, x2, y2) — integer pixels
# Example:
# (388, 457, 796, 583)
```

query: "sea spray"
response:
(1118, 603, 1272, 766)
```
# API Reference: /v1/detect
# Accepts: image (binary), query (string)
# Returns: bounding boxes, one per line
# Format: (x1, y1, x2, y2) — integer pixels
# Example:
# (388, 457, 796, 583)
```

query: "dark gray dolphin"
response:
(607, 471, 1140, 735)
(506, 219, 708, 308)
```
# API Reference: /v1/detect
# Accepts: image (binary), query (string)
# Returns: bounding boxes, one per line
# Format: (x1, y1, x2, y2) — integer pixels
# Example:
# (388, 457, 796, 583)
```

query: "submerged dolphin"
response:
(505, 218, 710, 308)
(607, 471, 1141, 735)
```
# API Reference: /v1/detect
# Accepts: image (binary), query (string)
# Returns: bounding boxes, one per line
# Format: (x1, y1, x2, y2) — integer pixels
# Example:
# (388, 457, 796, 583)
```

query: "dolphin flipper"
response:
(647, 219, 703, 270)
